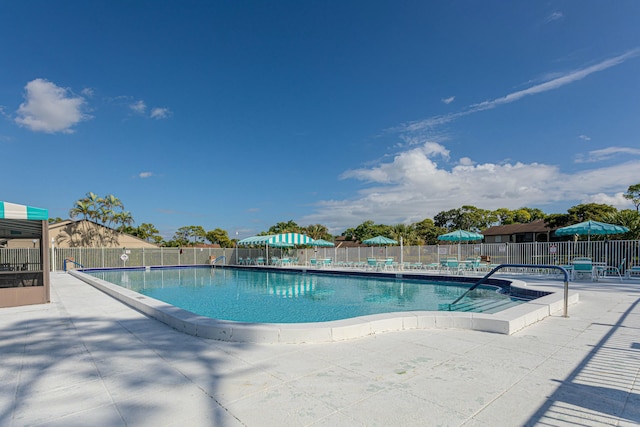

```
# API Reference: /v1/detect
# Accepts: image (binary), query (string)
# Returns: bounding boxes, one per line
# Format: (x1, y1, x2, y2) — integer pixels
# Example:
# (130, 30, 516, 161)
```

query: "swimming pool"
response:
(84, 267, 527, 323)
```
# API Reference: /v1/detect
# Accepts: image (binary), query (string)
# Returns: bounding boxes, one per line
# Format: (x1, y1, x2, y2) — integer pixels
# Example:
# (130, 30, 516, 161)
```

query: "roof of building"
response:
(482, 219, 555, 236)
(49, 219, 158, 247)
(334, 236, 367, 248)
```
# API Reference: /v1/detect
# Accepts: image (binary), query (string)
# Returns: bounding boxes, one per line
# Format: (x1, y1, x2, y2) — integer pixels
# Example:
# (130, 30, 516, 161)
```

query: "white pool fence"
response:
(1, 240, 639, 273)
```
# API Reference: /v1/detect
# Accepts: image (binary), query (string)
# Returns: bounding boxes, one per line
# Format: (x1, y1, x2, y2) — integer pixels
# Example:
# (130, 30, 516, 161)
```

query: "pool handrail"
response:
(63, 258, 85, 272)
(211, 255, 226, 267)
(449, 264, 571, 317)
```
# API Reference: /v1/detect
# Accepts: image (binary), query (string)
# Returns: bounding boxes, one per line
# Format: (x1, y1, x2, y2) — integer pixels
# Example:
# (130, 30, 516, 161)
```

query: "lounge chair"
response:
(596, 258, 625, 281)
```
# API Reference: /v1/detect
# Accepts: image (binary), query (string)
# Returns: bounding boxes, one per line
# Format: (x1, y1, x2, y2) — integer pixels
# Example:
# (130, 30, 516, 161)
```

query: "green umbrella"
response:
(555, 220, 629, 242)
(437, 230, 484, 242)
(309, 239, 335, 247)
(309, 239, 335, 261)
(437, 230, 483, 260)
(362, 236, 398, 245)
(362, 235, 398, 258)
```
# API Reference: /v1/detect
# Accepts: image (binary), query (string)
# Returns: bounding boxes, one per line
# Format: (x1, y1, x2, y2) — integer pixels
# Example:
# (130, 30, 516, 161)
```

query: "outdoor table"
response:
(593, 262, 607, 280)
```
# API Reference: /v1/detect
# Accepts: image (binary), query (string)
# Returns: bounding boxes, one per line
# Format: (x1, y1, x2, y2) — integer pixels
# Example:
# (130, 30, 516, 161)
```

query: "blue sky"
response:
(1, 1, 639, 239)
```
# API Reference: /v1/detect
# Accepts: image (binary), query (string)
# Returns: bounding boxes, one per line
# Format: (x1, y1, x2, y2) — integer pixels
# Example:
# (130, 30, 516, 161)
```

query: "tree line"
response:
(54, 185, 640, 247)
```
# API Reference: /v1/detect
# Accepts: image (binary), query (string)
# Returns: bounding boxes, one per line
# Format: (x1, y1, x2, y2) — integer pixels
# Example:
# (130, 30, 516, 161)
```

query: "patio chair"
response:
(627, 266, 640, 279)
(571, 259, 595, 281)
(462, 257, 481, 273)
(441, 258, 460, 274)
(596, 258, 625, 281)
(367, 258, 378, 270)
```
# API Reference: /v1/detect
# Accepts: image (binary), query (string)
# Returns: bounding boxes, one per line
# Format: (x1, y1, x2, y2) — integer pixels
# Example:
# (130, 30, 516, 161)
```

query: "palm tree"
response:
(102, 194, 124, 228)
(114, 211, 134, 232)
(69, 200, 95, 246)
(80, 192, 101, 222)
(305, 224, 331, 240)
(390, 224, 420, 246)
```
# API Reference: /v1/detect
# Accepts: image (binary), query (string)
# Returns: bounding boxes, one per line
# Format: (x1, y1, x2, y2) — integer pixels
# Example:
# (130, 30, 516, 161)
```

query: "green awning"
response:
(238, 235, 276, 245)
(238, 233, 314, 246)
(0, 201, 48, 220)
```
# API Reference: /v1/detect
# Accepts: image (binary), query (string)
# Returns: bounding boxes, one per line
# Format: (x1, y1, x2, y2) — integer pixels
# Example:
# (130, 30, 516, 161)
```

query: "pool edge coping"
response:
(69, 270, 579, 343)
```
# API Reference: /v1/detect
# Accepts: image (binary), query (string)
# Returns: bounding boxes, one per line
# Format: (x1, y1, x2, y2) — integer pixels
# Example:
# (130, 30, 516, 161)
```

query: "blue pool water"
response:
(86, 267, 525, 323)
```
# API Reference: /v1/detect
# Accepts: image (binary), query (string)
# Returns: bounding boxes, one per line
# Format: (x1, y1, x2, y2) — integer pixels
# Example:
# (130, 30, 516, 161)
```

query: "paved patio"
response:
(1, 272, 639, 426)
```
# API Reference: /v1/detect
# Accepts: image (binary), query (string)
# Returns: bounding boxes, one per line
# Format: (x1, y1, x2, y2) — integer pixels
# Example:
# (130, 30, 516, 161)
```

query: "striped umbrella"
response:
(268, 233, 314, 245)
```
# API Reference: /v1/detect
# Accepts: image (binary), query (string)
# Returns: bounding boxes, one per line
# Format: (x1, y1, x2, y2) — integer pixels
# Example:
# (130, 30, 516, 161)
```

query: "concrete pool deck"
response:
(1, 272, 639, 426)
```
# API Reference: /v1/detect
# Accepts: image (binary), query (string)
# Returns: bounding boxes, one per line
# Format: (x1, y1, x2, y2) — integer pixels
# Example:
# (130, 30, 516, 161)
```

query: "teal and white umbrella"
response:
(268, 232, 314, 245)
(238, 233, 313, 262)
(238, 232, 314, 246)
(268, 241, 294, 248)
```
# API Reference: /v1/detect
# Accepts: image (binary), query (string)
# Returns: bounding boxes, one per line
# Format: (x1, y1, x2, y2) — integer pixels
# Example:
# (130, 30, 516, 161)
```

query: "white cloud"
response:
(584, 192, 632, 209)
(575, 146, 640, 163)
(441, 96, 455, 104)
(578, 134, 591, 141)
(81, 88, 94, 97)
(401, 48, 640, 133)
(150, 107, 171, 119)
(139, 172, 154, 178)
(545, 12, 564, 23)
(15, 78, 88, 133)
(301, 142, 640, 232)
(130, 100, 147, 114)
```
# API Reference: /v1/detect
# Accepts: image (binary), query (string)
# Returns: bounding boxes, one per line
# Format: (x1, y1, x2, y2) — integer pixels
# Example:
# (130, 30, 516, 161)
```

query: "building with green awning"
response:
(0, 201, 50, 308)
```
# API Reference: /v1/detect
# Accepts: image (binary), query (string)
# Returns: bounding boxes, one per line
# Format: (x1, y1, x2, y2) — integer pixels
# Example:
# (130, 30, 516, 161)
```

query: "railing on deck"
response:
(0, 240, 638, 272)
